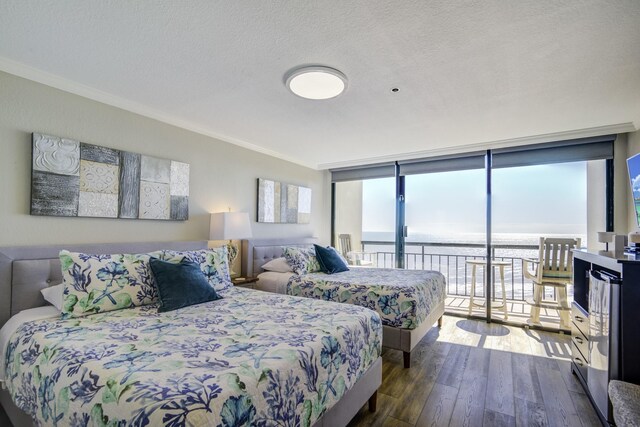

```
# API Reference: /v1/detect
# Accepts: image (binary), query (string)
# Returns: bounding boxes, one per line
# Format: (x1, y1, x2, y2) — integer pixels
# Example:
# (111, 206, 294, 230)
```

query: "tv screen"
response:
(628, 153, 640, 227)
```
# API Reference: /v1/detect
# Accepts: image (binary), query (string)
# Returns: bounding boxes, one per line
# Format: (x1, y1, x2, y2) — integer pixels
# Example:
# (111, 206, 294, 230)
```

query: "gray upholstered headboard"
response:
(0, 240, 208, 328)
(241, 237, 318, 277)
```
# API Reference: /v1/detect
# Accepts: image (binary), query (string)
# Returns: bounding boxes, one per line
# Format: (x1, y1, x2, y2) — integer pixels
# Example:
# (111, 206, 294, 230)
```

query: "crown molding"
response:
(0, 56, 316, 169)
(318, 122, 638, 170)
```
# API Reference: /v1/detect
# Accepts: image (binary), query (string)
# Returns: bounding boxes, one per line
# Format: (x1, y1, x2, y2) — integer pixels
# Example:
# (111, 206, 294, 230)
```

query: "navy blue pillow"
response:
(149, 258, 221, 313)
(314, 244, 349, 274)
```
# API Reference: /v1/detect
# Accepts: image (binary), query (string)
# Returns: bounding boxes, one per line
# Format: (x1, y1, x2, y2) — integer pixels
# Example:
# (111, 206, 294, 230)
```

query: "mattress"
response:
(287, 268, 446, 329)
(256, 271, 294, 294)
(0, 306, 59, 381)
(4, 287, 382, 426)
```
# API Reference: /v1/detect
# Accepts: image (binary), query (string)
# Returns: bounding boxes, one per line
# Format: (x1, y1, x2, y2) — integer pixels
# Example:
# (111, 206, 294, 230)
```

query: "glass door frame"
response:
(331, 142, 616, 324)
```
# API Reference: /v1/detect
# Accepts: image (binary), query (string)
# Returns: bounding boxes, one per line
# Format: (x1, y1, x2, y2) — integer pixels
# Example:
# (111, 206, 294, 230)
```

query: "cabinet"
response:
(572, 250, 640, 425)
(570, 302, 589, 383)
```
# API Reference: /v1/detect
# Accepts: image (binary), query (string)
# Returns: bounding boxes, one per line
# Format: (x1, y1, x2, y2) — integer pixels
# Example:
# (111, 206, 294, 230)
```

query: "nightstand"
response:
(231, 276, 258, 289)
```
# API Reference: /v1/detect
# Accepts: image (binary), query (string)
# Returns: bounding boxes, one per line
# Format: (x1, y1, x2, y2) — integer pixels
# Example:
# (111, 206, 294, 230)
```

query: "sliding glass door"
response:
(404, 168, 486, 313)
(334, 177, 395, 267)
(491, 160, 600, 324)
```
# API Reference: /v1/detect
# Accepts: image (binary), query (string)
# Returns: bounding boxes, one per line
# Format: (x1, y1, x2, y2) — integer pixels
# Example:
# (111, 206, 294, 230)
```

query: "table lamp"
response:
(597, 231, 615, 251)
(209, 211, 252, 277)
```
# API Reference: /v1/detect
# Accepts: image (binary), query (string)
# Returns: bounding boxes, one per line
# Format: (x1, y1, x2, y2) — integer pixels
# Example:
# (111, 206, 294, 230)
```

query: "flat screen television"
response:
(627, 152, 640, 227)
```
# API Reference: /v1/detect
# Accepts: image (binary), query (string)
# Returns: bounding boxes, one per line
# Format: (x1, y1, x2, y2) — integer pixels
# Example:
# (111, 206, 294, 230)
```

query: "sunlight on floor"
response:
(436, 316, 572, 359)
(445, 295, 569, 332)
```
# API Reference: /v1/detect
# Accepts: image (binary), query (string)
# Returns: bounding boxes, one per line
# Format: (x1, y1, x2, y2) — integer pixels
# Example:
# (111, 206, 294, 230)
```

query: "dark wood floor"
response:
(349, 315, 601, 427)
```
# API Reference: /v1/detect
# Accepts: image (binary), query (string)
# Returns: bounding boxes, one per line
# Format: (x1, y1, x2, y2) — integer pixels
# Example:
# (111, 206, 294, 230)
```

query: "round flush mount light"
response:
(285, 66, 347, 100)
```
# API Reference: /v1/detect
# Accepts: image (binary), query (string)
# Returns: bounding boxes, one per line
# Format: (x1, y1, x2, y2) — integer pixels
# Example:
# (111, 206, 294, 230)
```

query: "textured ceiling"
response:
(1, 1, 639, 169)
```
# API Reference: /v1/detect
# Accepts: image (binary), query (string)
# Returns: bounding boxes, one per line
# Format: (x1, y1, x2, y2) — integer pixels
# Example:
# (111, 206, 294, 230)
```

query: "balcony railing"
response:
(361, 240, 545, 302)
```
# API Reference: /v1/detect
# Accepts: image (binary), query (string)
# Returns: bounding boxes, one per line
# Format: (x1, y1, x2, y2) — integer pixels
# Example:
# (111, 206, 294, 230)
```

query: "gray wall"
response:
(0, 71, 330, 247)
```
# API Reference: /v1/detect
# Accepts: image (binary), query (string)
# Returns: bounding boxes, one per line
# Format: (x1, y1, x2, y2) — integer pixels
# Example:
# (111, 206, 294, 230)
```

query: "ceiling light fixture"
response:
(285, 66, 347, 100)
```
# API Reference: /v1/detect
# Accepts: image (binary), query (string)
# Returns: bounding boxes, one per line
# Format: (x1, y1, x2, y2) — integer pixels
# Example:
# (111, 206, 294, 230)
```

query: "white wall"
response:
(586, 160, 606, 251)
(0, 71, 331, 251)
(613, 134, 629, 234)
(334, 181, 364, 252)
(586, 133, 635, 251)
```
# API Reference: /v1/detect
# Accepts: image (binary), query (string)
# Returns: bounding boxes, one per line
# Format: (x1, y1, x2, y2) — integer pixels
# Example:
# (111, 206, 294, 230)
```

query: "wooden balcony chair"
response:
(524, 237, 581, 329)
(338, 234, 376, 267)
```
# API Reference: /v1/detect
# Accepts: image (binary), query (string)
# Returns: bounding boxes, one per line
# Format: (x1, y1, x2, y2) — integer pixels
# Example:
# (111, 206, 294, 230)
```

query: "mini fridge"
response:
(588, 269, 621, 423)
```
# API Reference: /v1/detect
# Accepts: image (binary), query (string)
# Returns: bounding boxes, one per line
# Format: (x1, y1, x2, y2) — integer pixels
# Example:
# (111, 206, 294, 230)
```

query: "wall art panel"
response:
(118, 151, 141, 219)
(139, 181, 170, 220)
(170, 161, 190, 197)
(32, 134, 80, 176)
(140, 155, 171, 183)
(30, 133, 189, 221)
(80, 143, 120, 165)
(78, 192, 118, 218)
(257, 178, 311, 224)
(31, 171, 80, 216)
(79, 160, 119, 194)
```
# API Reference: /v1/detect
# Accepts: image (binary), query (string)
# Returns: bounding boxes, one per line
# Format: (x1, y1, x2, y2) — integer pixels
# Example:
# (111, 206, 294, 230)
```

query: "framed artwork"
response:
(257, 178, 311, 223)
(30, 133, 190, 220)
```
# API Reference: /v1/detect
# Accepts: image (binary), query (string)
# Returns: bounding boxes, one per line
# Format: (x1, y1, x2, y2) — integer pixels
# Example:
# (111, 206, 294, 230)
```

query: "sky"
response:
(360, 161, 589, 238)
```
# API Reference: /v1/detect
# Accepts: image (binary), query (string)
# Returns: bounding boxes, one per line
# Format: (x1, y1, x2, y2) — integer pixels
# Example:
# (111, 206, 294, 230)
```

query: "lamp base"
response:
(226, 241, 240, 279)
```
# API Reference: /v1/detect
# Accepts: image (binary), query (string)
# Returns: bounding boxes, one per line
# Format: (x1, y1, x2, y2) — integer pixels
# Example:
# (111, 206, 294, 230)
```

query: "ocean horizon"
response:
(361, 231, 587, 246)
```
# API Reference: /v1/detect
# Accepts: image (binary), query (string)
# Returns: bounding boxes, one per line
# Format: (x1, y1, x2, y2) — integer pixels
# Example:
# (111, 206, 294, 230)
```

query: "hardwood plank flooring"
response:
(415, 383, 458, 427)
(348, 315, 600, 427)
(569, 391, 602, 427)
(483, 409, 516, 427)
(512, 353, 543, 403)
(514, 397, 548, 427)
(485, 350, 515, 416)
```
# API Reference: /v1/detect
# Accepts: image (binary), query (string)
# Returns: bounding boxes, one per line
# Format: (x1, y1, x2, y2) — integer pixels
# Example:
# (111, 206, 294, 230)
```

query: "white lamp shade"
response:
(597, 232, 615, 243)
(209, 212, 253, 240)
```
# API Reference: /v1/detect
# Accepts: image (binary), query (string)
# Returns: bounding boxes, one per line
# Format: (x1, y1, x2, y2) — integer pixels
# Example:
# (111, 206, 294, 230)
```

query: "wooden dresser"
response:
(572, 250, 640, 425)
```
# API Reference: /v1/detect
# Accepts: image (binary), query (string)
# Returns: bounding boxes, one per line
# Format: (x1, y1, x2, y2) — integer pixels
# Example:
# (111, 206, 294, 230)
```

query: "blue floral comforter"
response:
(287, 269, 446, 329)
(4, 288, 382, 426)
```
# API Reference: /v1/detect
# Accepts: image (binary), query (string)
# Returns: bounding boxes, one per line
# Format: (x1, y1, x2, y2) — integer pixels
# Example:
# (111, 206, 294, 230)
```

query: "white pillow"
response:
(261, 257, 293, 273)
(40, 283, 64, 311)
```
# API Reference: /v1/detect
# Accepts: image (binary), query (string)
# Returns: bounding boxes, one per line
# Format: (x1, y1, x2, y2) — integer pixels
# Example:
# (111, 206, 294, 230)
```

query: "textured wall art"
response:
(257, 178, 311, 223)
(31, 133, 190, 220)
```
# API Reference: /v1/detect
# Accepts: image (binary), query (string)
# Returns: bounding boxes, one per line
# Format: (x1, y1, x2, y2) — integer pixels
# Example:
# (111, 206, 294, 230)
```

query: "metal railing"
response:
(361, 240, 541, 301)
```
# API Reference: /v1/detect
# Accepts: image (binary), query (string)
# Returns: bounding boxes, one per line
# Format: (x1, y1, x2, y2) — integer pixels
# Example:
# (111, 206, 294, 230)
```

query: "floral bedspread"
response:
(287, 269, 446, 329)
(5, 288, 382, 427)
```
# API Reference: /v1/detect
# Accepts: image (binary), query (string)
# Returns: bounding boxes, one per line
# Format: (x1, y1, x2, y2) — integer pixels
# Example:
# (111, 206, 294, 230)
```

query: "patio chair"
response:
(524, 237, 581, 329)
(338, 234, 376, 267)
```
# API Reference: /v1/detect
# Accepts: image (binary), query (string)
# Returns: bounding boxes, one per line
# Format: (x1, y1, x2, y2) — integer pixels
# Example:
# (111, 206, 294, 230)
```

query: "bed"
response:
(0, 241, 382, 427)
(242, 238, 446, 368)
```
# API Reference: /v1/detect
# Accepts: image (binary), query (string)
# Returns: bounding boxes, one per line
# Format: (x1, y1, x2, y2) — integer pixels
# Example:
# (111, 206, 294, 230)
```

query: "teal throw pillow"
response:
(149, 258, 221, 313)
(314, 244, 349, 274)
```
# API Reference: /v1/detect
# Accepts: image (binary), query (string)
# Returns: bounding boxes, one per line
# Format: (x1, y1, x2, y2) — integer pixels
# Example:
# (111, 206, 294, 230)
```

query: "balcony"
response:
(360, 240, 569, 331)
